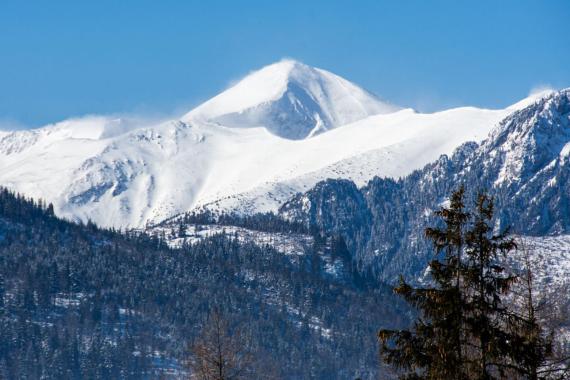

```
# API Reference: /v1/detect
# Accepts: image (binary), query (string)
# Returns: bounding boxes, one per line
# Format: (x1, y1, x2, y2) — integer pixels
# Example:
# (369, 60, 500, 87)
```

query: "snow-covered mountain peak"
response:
(2, 61, 558, 229)
(183, 59, 400, 139)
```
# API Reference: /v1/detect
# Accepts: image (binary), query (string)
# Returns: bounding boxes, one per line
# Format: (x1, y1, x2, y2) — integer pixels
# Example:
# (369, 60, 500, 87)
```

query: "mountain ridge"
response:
(0, 61, 560, 228)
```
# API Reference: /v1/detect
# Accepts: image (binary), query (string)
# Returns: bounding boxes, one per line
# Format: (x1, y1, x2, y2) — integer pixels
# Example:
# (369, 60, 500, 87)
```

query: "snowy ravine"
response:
(0, 59, 553, 228)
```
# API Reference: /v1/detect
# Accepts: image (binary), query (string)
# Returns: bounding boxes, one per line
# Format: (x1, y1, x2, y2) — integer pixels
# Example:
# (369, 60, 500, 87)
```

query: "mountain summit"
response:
(182, 60, 399, 139)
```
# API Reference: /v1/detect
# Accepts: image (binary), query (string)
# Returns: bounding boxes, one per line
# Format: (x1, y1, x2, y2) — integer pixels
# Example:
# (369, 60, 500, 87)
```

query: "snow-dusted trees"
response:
(0, 186, 405, 379)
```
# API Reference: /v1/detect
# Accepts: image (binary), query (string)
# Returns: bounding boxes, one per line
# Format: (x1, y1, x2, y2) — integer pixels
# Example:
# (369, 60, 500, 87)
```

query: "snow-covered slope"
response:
(0, 61, 549, 228)
(183, 60, 399, 139)
(196, 106, 512, 215)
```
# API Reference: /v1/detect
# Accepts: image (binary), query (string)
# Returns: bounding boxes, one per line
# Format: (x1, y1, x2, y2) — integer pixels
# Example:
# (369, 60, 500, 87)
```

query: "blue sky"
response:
(1, 0, 569, 127)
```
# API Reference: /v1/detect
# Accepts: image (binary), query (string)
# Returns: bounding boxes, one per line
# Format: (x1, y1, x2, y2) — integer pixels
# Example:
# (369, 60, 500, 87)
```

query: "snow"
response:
(560, 142, 570, 158)
(0, 60, 542, 228)
(182, 59, 400, 139)
(506, 88, 555, 111)
(198, 106, 513, 215)
(488, 89, 570, 188)
(516, 235, 570, 290)
(151, 222, 312, 256)
(54, 292, 88, 308)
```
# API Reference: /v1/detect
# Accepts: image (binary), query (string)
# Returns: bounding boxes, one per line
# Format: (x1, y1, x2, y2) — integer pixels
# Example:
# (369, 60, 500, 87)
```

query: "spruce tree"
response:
(379, 188, 555, 380)
(460, 192, 519, 378)
(379, 186, 469, 379)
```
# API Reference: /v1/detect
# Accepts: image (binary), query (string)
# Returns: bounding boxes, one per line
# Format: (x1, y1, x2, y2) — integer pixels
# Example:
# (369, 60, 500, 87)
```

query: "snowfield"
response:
(0, 60, 554, 228)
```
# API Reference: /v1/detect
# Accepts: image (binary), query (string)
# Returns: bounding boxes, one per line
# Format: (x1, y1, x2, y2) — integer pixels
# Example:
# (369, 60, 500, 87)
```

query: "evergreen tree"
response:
(460, 192, 519, 378)
(178, 222, 187, 238)
(379, 188, 556, 380)
(379, 186, 469, 379)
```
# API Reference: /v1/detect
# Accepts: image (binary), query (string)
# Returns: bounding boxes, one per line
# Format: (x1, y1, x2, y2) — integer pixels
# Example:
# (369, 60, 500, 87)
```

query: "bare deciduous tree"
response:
(187, 311, 255, 380)
(512, 237, 570, 380)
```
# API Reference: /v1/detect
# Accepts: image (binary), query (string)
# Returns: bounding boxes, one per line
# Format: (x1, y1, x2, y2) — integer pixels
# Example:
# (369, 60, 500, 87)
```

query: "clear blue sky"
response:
(1, 0, 569, 127)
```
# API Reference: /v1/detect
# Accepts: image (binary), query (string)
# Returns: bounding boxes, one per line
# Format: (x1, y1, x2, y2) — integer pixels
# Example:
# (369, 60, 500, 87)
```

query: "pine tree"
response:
(178, 222, 187, 238)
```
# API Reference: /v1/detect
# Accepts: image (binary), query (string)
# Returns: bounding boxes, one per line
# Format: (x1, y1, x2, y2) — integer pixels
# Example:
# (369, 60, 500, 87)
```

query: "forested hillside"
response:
(0, 188, 409, 379)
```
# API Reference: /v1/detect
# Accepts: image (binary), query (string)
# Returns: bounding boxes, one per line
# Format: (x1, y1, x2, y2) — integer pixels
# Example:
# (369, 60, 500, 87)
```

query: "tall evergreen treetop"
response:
(379, 187, 554, 380)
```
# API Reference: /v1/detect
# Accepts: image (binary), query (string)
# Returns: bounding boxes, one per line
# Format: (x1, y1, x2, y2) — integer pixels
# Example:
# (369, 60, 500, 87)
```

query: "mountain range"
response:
(0, 60, 554, 229)
(1, 59, 570, 378)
